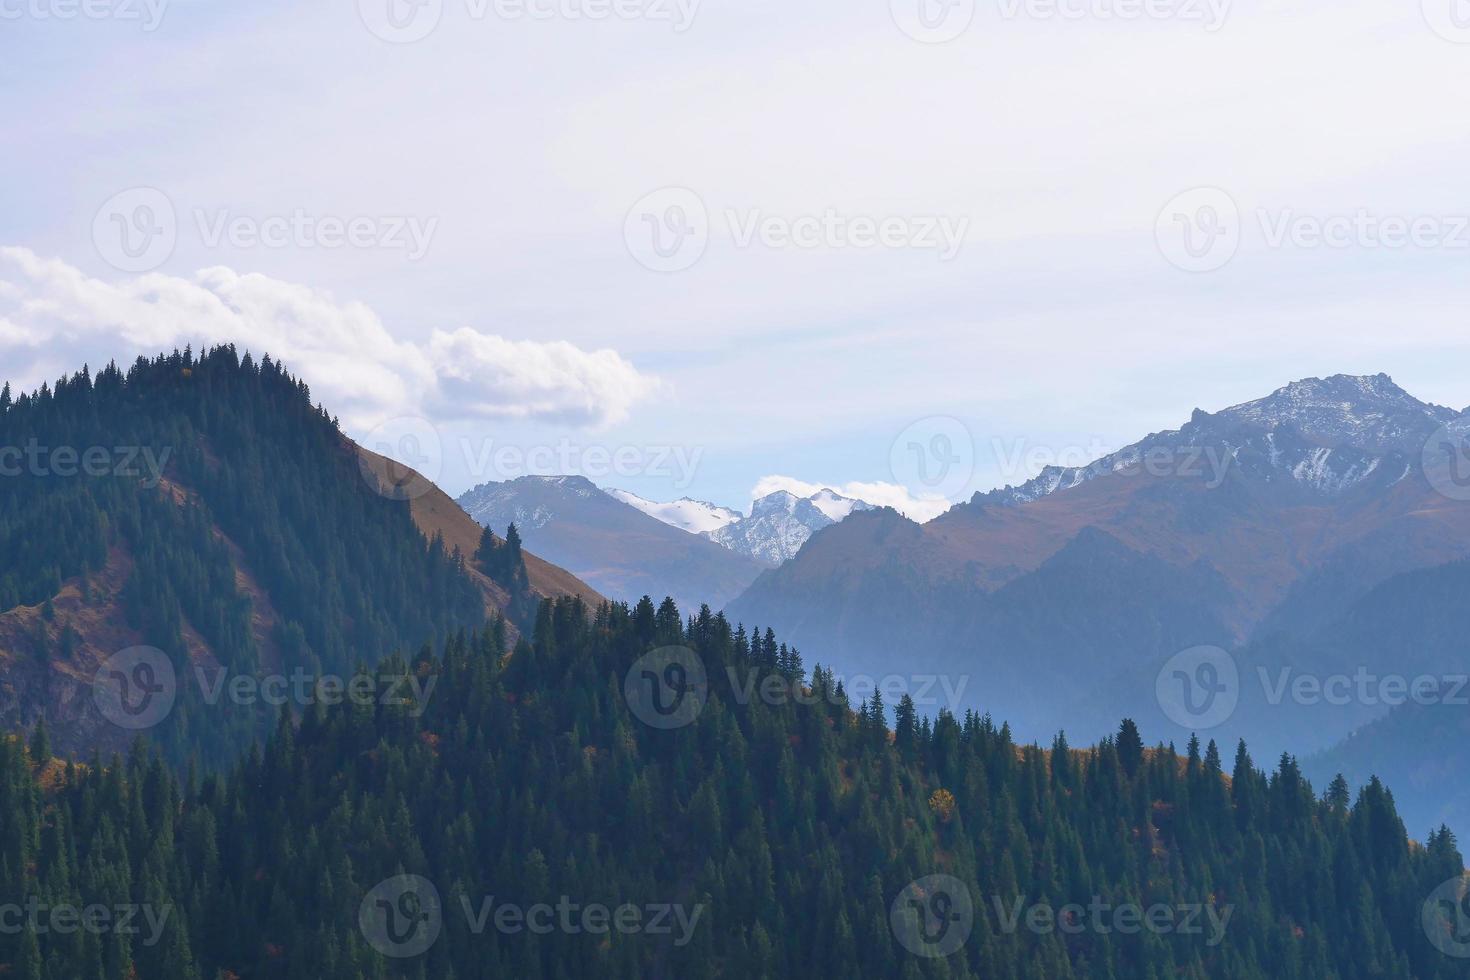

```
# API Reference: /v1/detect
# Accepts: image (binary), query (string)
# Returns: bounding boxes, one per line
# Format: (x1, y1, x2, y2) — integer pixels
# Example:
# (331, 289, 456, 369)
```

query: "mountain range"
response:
(727, 373, 1470, 838)
(1, 351, 1466, 979)
(457, 478, 877, 609)
(615, 485, 876, 563)
(458, 475, 770, 613)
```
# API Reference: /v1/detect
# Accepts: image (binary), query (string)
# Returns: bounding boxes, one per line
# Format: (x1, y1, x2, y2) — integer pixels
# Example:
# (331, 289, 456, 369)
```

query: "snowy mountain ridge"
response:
(977, 374, 1464, 507)
(616, 486, 877, 564)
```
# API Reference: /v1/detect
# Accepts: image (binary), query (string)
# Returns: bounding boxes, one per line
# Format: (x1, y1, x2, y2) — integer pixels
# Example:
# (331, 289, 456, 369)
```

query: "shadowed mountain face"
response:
(727, 374, 1470, 758)
(458, 476, 769, 613)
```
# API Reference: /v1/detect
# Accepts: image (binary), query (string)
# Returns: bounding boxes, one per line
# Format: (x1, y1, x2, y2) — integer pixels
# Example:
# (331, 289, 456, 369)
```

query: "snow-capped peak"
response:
(808, 488, 869, 522)
(609, 485, 878, 564)
(1209, 373, 1455, 455)
(972, 374, 1462, 509)
(607, 489, 743, 535)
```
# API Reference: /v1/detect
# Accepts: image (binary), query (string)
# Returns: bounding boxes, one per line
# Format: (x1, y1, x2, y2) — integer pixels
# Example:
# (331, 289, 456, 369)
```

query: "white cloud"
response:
(751, 474, 954, 523)
(425, 328, 657, 427)
(0, 248, 656, 430)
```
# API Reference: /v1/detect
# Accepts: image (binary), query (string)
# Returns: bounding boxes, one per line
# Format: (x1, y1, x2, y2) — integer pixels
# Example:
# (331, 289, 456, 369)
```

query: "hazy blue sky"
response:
(3, 0, 1468, 515)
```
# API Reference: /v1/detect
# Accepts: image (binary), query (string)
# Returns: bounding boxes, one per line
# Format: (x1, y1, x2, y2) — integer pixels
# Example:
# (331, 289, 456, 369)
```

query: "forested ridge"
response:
(0, 346, 486, 768)
(2, 594, 1464, 979)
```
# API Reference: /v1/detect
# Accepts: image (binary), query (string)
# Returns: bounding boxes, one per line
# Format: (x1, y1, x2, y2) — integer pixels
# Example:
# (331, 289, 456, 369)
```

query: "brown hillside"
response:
(352, 442, 606, 613)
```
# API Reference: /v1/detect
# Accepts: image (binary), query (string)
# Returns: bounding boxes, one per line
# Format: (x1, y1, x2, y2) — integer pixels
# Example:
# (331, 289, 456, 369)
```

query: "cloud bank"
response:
(0, 248, 656, 430)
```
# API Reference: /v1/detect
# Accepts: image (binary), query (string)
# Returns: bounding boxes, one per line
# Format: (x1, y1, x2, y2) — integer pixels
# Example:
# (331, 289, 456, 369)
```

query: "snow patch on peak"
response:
(809, 488, 867, 522)
(607, 489, 742, 535)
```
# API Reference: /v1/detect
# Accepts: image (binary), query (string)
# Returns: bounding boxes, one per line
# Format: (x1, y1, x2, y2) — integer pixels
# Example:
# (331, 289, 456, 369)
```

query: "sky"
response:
(2, 0, 1469, 518)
